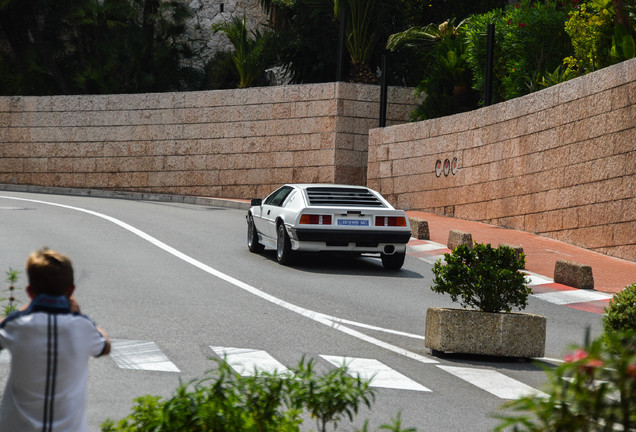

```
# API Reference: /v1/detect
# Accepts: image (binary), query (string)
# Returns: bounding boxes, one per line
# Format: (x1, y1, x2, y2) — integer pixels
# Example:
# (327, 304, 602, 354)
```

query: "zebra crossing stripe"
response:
(210, 346, 290, 376)
(110, 339, 180, 372)
(437, 365, 546, 399)
(532, 289, 613, 305)
(321, 355, 431, 392)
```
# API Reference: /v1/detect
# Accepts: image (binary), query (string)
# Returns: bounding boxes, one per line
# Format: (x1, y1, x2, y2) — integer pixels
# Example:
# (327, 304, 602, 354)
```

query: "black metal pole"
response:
(336, 7, 346, 82)
(379, 53, 388, 127)
(484, 23, 495, 106)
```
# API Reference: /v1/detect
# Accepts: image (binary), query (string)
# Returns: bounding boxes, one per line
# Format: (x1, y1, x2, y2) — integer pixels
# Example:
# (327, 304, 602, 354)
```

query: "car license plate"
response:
(337, 219, 369, 226)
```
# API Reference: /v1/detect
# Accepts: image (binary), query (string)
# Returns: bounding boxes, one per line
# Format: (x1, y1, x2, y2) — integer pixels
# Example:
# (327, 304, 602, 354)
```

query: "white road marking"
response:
(524, 271, 554, 286)
(407, 242, 447, 252)
(110, 339, 180, 372)
(533, 290, 613, 305)
(0, 195, 436, 364)
(0, 350, 10, 363)
(437, 365, 546, 399)
(420, 255, 446, 265)
(321, 355, 431, 392)
(210, 346, 290, 376)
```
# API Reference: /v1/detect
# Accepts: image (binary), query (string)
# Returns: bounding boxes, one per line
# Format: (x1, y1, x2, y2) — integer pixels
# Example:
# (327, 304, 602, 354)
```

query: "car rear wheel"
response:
(247, 215, 264, 253)
(276, 223, 294, 265)
(381, 251, 405, 270)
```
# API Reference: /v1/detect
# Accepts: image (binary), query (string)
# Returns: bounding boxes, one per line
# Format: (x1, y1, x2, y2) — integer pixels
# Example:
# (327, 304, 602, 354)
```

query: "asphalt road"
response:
(0, 191, 605, 431)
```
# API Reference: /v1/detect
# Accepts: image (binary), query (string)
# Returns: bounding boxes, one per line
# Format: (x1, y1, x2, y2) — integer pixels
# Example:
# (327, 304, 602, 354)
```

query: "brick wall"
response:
(0, 83, 417, 200)
(368, 58, 635, 262)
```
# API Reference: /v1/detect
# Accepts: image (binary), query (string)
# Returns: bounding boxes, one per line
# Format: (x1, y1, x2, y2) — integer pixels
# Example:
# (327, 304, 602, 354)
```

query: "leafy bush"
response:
(603, 283, 636, 337)
(101, 357, 375, 432)
(387, 19, 480, 120)
(564, 0, 636, 76)
(431, 243, 530, 313)
(494, 330, 636, 431)
(563, 0, 615, 74)
(464, 1, 575, 103)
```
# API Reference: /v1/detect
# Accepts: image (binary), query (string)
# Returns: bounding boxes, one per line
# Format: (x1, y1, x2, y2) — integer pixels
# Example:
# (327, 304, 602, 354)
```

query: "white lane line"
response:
(211, 346, 290, 376)
(110, 339, 180, 372)
(532, 289, 613, 305)
(0, 195, 436, 365)
(437, 365, 546, 399)
(321, 355, 431, 392)
(325, 317, 426, 340)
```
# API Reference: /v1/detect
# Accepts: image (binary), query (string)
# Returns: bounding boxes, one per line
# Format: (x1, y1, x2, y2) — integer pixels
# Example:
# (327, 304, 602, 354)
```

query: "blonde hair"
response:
(26, 248, 74, 296)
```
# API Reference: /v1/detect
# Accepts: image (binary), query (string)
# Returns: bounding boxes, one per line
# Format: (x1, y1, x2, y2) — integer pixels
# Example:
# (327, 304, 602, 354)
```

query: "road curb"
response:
(0, 184, 252, 211)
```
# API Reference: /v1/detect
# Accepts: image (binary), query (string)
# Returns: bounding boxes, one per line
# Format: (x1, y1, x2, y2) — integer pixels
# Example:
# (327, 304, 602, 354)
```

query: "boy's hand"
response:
(69, 296, 81, 313)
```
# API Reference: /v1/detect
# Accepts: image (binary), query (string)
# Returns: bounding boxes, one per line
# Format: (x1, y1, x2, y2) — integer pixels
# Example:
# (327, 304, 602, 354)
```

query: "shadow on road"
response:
(258, 251, 425, 279)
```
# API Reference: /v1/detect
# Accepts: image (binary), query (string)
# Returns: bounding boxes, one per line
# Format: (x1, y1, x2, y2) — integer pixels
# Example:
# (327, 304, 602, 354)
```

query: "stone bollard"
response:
(409, 217, 430, 240)
(554, 260, 594, 290)
(499, 243, 525, 268)
(447, 229, 473, 250)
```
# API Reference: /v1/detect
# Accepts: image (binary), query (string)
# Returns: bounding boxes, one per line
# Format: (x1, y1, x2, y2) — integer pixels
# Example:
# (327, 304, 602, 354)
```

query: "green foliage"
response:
(388, 19, 479, 120)
(212, 16, 275, 88)
(563, 0, 636, 77)
(538, 64, 577, 88)
(2, 268, 21, 317)
(268, 0, 341, 84)
(101, 357, 377, 432)
(291, 357, 375, 432)
(462, 9, 506, 103)
(464, 1, 575, 103)
(341, 0, 379, 83)
(431, 243, 530, 313)
(265, 0, 414, 85)
(564, 0, 615, 75)
(603, 283, 636, 337)
(378, 412, 416, 432)
(202, 50, 240, 90)
(0, 0, 202, 95)
(494, 330, 636, 431)
(397, 0, 508, 28)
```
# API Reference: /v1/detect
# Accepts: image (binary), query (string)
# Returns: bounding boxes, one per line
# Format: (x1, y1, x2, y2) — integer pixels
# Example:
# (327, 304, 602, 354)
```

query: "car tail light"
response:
(300, 214, 332, 225)
(375, 216, 407, 227)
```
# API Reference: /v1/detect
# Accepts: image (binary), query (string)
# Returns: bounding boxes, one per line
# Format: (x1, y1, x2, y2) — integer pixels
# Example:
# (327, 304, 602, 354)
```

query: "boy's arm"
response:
(98, 327, 111, 356)
(71, 297, 111, 356)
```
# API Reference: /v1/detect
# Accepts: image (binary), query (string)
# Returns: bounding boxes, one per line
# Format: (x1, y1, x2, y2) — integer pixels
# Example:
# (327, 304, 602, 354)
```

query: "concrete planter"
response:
(425, 307, 546, 358)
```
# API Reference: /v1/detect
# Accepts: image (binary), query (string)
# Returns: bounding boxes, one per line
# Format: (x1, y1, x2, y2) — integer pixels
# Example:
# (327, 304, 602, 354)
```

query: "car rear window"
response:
(306, 187, 386, 207)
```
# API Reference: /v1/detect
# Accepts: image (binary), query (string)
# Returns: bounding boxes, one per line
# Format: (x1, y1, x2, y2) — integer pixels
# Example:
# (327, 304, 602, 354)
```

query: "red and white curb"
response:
(407, 239, 614, 315)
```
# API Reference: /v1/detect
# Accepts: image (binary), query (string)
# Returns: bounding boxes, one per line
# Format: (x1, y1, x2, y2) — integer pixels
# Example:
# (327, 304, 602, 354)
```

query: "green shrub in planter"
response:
(603, 283, 636, 338)
(431, 243, 530, 313)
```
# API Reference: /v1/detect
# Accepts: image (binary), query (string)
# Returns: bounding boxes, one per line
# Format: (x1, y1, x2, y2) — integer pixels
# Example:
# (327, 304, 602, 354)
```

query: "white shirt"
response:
(0, 295, 108, 432)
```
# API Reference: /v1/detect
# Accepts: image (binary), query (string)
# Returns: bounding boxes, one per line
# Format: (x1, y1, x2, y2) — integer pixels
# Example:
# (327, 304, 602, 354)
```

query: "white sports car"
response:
(246, 184, 412, 269)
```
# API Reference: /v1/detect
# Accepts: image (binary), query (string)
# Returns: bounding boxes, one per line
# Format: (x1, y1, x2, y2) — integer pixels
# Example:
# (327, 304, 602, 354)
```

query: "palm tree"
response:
(212, 16, 272, 88)
(387, 19, 477, 119)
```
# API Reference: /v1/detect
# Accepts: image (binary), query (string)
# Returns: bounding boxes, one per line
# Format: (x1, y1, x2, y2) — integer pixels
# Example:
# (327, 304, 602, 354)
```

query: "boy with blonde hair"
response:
(0, 248, 110, 431)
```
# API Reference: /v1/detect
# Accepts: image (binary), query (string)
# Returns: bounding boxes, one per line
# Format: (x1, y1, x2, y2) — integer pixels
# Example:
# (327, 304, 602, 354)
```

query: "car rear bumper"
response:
(291, 228, 411, 245)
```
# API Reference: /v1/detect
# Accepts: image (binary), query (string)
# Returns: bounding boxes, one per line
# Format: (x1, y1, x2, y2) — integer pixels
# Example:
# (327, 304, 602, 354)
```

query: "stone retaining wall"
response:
(0, 83, 417, 199)
(368, 58, 635, 261)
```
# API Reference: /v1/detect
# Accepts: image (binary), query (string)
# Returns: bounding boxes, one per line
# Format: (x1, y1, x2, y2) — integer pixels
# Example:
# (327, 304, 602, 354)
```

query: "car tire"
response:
(247, 214, 264, 253)
(276, 223, 294, 265)
(381, 251, 405, 270)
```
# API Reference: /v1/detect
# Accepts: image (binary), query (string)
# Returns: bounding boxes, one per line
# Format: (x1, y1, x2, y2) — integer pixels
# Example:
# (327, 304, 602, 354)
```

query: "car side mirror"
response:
(251, 198, 262, 206)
